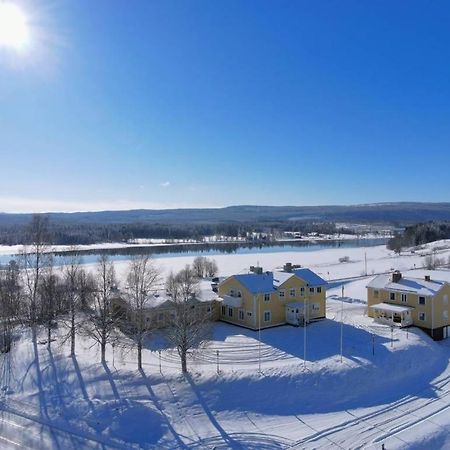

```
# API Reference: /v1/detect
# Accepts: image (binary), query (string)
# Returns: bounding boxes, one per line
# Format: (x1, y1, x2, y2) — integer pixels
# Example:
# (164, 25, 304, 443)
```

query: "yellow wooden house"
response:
(218, 265, 327, 330)
(367, 270, 450, 340)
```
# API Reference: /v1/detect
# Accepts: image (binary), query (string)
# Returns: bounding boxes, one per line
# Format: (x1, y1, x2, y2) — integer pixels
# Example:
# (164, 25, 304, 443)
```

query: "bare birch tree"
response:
(62, 251, 83, 356)
(125, 255, 160, 370)
(165, 265, 213, 373)
(21, 214, 51, 327)
(39, 260, 58, 348)
(0, 260, 22, 353)
(82, 255, 118, 363)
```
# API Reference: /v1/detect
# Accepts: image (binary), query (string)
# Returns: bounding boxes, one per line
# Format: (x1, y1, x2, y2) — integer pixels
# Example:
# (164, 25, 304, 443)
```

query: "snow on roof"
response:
(367, 273, 446, 296)
(232, 273, 277, 294)
(293, 268, 327, 287)
(273, 271, 293, 287)
(117, 279, 219, 310)
(273, 268, 327, 287)
(370, 303, 414, 313)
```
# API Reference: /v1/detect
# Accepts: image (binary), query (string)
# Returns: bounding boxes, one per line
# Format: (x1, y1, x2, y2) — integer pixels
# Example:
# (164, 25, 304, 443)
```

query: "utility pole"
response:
(340, 285, 344, 363)
(258, 296, 261, 374)
(364, 252, 367, 276)
(432, 296, 434, 340)
(372, 333, 375, 356)
(216, 350, 220, 375)
(391, 327, 394, 348)
(304, 296, 308, 369)
(158, 350, 162, 373)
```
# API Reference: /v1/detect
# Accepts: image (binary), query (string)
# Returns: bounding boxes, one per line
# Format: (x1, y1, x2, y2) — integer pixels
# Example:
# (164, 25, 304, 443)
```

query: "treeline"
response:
(0, 215, 217, 374)
(0, 217, 349, 245)
(388, 221, 450, 251)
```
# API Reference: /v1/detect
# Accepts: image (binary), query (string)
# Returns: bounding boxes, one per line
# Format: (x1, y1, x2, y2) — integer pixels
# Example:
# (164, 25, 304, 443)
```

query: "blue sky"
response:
(1, 1, 449, 212)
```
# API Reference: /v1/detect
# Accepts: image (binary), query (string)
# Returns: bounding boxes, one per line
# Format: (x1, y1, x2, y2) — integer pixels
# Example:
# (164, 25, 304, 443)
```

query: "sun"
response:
(0, 3, 30, 50)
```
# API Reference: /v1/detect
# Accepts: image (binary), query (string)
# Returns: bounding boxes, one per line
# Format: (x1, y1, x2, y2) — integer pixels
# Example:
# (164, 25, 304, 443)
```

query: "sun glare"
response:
(0, 3, 30, 50)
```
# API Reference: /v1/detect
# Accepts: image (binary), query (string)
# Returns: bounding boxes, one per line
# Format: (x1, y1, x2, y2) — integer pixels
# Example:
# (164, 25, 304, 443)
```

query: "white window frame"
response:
(317, 287, 322, 293)
(300, 287, 305, 296)
(443, 310, 449, 321)
(263, 310, 271, 322)
(312, 303, 320, 311)
(264, 293, 270, 302)
(238, 310, 244, 321)
(401, 293, 407, 303)
(309, 287, 315, 294)
(289, 288, 296, 298)
(246, 311, 252, 317)
(279, 290, 285, 299)
(444, 295, 449, 305)
(418, 296, 426, 305)
(228, 307, 233, 318)
(418, 312, 426, 321)
(374, 289, 379, 298)
(390, 292, 396, 301)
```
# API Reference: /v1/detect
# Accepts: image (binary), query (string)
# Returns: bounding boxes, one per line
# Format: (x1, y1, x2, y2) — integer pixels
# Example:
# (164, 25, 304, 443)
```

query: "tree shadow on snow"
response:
(200, 321, 448, 415)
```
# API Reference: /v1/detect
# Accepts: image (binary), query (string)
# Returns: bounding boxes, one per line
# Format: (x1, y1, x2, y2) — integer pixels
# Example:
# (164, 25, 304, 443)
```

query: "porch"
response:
(370, 303, 414, 328)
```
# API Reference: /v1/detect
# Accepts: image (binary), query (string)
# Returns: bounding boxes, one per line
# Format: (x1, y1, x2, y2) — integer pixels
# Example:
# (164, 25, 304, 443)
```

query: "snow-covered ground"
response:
(1, 240, 450, 449)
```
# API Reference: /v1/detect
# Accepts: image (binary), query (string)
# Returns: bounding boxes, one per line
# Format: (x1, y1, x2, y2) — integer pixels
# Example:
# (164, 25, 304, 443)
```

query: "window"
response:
(246, 311, 252, 317)
(221, 306, 226, 315)
(289, 288, 296, 297)
(279, 290, 285, 298)
(229, 289, 235, 297)
(264, 293, 270, 302)
(419, 312, 426, 321)
(443, 310, 449, 321)
(374, 290, 379, 298)
(309, 287, 315, 294)
(317, 287, 322, 293)
(418, 296, 426, 305)
(264, 311, 271, 322)
(237, 290, 242, 298)
(158, 313, 164, 321)
(207, 306, 211, 312)
(239, 310, 244, 320)
(300, 287, 305, 296)
(444, 295, 449, 305)
(312, 303, 320, 311)
(146, 317, 150, 322)
(401, 294, 407, 303)
(390, 292, 396, 301)
(228, 307, 233, 317)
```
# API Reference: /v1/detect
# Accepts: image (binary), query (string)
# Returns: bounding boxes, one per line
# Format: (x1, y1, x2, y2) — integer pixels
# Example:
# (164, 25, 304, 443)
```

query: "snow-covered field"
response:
(1, 240, 450, 449)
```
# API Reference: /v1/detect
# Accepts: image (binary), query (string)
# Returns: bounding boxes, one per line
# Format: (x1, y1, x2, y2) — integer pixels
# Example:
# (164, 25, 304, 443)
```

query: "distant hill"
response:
(1, 202, 450, 225)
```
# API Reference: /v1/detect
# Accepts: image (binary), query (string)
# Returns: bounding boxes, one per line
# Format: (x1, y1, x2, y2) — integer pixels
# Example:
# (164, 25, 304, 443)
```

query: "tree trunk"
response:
(70, 312, 75, 356)
(101, 341, 106, 362)
(181, 350, 187, 373)
(137, 341, 142, 370)
(47, 325, 51, 349)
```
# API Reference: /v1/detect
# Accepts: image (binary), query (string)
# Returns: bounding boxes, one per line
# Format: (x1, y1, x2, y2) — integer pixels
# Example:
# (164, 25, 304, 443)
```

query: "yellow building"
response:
(218, 265, 327, 330)
(111, 280, 220, 330)
(367, 270, 450, 340)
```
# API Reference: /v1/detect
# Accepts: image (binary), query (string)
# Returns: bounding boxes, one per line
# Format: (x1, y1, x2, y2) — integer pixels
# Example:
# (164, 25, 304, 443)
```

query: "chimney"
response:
(425, 275, 431, 282)
(284, 262, 293, 273)
(250, 265, 263, 274)
(392, 271, 402, 283)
